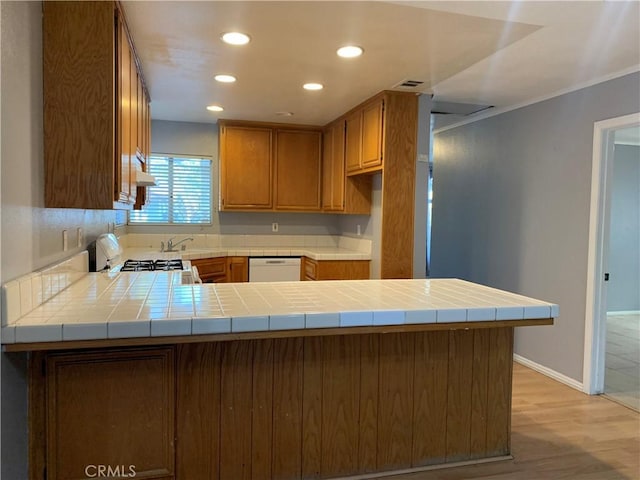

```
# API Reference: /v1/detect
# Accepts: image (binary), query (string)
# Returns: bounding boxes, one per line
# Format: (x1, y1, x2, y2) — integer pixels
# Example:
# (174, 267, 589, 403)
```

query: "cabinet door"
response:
(128, 48, 138, 205)
(117, 19, 132, 204)
(321, 126, 334, 210)
(275, 130, 322, 211)
(227, 256, 249, 283)
(345, 111, 362, 173)
(46, 348, 175, 480)
(191, 257, 227, 283)
(221, 126, 273, 209)
(361, 99, 384, 168)
(322, 121, 347, 212)
(331, 121, 346, 209)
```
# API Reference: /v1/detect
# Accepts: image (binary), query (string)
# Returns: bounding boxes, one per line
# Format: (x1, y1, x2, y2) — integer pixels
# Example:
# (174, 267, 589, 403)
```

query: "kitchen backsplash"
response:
(122, 234, 372, 254)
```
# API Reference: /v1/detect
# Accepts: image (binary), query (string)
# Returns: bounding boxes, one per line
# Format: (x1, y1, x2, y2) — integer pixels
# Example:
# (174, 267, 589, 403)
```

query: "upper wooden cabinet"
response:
(219, 121, 322, 212)
(43, 1, 151, 210)
(322, 120, 371, 214)
(275, 130, 322, 211)
(346, 98, 384, 175)
(220, 125, 273, 210)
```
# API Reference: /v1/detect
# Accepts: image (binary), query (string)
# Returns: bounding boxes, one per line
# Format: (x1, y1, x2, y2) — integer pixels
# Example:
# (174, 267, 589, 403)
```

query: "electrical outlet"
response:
(357, 224, 361, 236)
(272, 222, 279, 232)
(77, 228, 83, 247)
(63, 230, 68, 251)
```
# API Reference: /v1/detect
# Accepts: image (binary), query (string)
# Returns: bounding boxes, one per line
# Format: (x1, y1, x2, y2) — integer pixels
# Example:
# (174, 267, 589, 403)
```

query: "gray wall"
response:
(1, 2, 121, 477)
(431, 71, 640, 383)
(607, 144, 640, 312)
(129, 120, 343, 237)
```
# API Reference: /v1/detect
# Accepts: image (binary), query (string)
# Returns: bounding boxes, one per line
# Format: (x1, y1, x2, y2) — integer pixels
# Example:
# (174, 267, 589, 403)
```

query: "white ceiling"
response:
(122, 1, 640, 127)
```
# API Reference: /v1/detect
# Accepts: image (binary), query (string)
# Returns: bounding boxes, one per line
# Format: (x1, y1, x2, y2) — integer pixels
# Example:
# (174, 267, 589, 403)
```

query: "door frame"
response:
(583, 111, 640, 394)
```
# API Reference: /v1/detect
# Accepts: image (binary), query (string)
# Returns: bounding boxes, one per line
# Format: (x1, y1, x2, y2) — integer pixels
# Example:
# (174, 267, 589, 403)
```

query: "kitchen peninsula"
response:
(2, 261, 557, 480)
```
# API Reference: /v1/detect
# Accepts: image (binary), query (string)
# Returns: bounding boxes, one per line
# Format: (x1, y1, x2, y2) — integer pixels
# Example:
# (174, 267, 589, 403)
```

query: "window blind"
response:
(129, 155, 212, 225)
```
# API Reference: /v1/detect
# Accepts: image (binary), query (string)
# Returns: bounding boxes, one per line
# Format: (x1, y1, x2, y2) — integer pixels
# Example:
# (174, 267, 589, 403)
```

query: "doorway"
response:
(584, 112, 640, 409)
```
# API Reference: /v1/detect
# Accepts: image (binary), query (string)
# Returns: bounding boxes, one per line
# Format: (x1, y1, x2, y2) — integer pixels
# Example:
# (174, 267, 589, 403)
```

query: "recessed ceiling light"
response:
(337, 45, 363, 58)
(276, 111, 294, 117)
(214, 74, 237, 83)
(303, 83, 324, 91)
(206, 105, 224, 112)
(221, 32, 250, 45)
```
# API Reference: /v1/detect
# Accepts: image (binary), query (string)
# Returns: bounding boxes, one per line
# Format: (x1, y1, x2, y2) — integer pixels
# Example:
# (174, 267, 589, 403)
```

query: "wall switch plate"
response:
(272, 222, 279, 232)
(77, 228, 83, 247)
(62, 230, 68, 251)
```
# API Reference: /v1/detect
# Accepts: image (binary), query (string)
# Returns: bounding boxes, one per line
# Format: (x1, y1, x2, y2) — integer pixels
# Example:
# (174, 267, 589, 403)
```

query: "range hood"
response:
(136, 170, 157, 187)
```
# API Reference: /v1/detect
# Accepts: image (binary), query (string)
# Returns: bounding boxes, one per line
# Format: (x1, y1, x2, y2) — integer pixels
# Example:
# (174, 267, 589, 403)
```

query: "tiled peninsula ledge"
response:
(13, 249, 558, 479)
(3, 269, 557, 351)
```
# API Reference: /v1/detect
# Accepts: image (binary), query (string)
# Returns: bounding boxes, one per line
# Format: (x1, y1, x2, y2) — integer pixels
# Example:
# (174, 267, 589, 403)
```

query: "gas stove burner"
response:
(154, 259, 184, 271)
(120, 259, 184, 272)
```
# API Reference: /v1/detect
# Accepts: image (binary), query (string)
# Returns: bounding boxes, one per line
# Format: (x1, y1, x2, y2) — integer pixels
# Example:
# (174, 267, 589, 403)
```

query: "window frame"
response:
(128, 153, 214, 226)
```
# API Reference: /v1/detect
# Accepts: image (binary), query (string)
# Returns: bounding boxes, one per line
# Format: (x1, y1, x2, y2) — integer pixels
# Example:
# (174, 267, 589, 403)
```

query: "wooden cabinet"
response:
(220, 125, 273, 210)
(220, 121, 322, 212)
(345, 98, 384, 175)
(302, 257, 370, 281)
(227, 256, 249, 282)
(42, 348, 175, 480)
(190, 257, 228, 283)
(190, 257, 249, 283)
(322, 120, 372, 214)
(275, 130, 322, 211)
(43, 1, 151, 210)
(345, 111, 363, 174)
(322, 121, 344, 211)
(334, 91, 418, 278)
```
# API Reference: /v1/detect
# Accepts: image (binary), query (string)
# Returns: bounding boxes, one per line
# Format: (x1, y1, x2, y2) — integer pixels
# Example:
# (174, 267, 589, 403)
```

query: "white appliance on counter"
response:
(249, 258, 301, 282)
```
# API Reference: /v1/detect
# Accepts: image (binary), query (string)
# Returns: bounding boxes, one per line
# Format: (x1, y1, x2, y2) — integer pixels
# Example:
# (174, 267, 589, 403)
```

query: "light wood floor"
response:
(388, 363, 640, 480)
(605, 313, 640, 411)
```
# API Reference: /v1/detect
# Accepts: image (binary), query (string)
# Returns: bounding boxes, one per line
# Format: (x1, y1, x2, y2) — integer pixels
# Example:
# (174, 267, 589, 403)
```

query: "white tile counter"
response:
(2, 274, 558, 347)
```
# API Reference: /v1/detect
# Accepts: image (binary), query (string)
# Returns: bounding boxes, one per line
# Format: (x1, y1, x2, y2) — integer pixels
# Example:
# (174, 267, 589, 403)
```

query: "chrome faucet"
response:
(165, 236, 194, 252)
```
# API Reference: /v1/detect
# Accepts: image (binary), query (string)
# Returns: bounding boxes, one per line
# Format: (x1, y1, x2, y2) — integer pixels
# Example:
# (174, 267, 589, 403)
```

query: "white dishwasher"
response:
(249, 257, 301, 282)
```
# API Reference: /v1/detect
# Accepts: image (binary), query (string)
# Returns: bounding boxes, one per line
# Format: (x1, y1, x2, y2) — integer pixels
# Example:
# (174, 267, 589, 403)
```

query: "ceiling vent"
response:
(431, 100, 493, 116)
(393, 79, 425, 90)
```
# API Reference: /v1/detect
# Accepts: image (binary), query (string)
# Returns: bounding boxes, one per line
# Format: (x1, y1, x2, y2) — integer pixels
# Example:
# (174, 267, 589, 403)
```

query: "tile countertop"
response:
(122, 246, 371, 261)
(1, 276, 558, 345)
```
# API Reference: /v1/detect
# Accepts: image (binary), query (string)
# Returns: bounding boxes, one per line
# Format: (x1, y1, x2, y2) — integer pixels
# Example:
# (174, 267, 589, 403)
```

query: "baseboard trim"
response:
(607, 310, 640, 316)
(332, 455, 513, 480)
(513, 354, 584, 392)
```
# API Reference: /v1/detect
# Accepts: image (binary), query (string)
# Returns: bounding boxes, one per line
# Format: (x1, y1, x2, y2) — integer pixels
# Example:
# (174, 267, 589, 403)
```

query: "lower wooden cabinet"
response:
(227, 256, 249, 282)
(38, 347, 175, 480)
(190, 257, 227, 283)
(30, 328, 514, 479)
(302, 257, 370, 281)
(190, 256, 249, 283)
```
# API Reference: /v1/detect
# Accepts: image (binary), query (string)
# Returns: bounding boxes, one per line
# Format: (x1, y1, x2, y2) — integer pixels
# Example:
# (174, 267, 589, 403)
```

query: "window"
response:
(129, 155, 212, 225)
